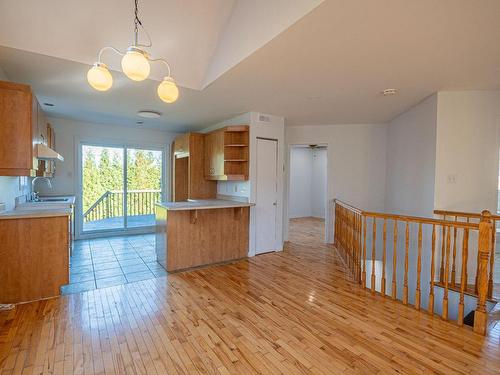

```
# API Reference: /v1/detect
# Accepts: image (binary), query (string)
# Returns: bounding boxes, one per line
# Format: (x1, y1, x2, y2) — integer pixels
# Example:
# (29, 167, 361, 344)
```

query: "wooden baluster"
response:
(458, 228, 469, 326)
(349, 211, 353, 268)
(353, 213, 357, 278)
(403, 221, 409, 305)
(451, 217, 458, 287)
(428, 224, 436, 315)
(439, 216, 446, 283)
(488, 218, 496, 299)
(334, 204, 338, 246)
(381, 219, 387, 296)
(415, 222, 422, 310)
(371, 218, 377, 293)
(474, 210, 492, 335)
(392, 220, 398, 299)
(362, 216, 367, 288)
(358, 214, 362, 283)
(442, 226, 451, 320)
(334, 204, 337, 245)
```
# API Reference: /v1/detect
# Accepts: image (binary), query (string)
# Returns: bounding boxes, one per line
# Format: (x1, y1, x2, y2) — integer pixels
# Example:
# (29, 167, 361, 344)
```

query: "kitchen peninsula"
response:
(155, 199, 253, 272)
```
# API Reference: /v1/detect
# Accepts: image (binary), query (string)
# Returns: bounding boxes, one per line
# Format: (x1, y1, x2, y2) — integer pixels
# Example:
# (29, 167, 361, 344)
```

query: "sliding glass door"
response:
(80, 142, 164, 236)
(126, 148, 162, 228)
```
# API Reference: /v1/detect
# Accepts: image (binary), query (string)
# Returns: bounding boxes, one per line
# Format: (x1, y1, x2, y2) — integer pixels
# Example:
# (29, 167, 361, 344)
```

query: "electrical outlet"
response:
(447, 174, 457, 184)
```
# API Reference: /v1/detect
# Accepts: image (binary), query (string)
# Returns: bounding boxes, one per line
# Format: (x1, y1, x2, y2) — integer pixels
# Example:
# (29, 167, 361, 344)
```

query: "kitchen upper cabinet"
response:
(204, 130, 224, 177)
(0, 81, 38, 176)
(172, 133, 216, 201)
(0, 80, 57, 177)
(204, 125, 249, 181)
(36, 122, 56, 177)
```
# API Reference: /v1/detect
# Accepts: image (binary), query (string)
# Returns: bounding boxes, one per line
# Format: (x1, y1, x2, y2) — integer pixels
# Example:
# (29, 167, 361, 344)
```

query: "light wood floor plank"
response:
(1, 217, 500, 374)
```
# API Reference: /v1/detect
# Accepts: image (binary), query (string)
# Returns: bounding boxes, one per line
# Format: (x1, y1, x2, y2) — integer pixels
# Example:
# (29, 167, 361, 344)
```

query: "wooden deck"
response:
(1, 217, 500, 374)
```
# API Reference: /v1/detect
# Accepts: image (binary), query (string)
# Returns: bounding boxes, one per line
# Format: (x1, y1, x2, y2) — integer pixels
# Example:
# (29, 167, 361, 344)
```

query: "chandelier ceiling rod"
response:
(86, 0, 179, 104)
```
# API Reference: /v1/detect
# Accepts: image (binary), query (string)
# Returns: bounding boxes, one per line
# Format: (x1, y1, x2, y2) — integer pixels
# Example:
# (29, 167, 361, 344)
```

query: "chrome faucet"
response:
(31, 177, 53, 201)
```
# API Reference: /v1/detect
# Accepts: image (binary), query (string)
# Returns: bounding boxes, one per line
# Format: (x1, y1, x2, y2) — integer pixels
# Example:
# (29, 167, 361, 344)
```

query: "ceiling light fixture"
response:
(137, 110, 161, 118)
(381, 88, 398, 96)
(87, 0, 179, 103)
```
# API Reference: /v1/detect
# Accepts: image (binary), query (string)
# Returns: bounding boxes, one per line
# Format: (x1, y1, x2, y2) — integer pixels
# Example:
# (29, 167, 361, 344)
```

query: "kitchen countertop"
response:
(0, 195, 75, 219)
(156, 199, 254, 211)
(0, 207, 72, 219)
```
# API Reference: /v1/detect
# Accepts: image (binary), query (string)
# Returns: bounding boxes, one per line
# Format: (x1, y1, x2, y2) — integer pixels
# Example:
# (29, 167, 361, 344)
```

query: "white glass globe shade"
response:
(87, 63, 113, 91)
(157, 77, 179, 103)
(121, 50, 150, 81)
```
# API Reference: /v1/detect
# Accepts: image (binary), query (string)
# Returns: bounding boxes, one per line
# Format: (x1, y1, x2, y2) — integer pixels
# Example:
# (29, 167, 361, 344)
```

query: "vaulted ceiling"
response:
(1, 0, 499, 131)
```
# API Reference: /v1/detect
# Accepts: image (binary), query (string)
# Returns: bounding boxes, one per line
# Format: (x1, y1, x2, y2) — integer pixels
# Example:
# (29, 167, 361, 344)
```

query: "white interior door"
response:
(255, 138, 278, 254)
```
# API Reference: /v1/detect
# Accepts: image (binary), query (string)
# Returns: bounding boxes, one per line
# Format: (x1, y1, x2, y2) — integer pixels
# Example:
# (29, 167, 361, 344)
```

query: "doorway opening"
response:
(288, 144, 328, 243)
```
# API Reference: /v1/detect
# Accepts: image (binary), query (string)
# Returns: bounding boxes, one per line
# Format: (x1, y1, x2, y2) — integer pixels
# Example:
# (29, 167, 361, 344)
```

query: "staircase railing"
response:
(333, 199, 493, 335)
(83, 189, 161, 223)
(434, 209, 499, 300)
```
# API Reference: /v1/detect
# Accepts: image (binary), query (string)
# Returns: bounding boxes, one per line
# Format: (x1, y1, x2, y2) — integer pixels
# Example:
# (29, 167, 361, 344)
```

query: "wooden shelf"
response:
(205, 125, 250, 181)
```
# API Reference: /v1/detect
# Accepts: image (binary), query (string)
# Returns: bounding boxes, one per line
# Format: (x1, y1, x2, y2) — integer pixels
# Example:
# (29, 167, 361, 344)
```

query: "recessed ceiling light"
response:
(381, 88, 398, 96)
(43, 102, 55, 107)
(137, 110, 161, 118)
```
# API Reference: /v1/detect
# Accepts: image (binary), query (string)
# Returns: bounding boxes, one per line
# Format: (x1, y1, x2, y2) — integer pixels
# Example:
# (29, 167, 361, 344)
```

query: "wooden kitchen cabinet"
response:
(172, 133, 216, 201)
(0, 80, 39, 176)
(204, 125, 249, 181)
(36, 123, 57, 177)
(0, 215, 70, 304)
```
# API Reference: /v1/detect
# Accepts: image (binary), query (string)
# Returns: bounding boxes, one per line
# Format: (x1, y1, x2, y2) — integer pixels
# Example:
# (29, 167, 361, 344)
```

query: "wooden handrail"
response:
(332, 199, 494, 336)
(434, 209, 500, 220)
(333, 199, 363, 214)
(363, 211, 479, 229)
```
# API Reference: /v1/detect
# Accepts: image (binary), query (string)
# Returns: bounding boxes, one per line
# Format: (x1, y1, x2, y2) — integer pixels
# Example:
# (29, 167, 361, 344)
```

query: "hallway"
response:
(0, 218, 499, 374)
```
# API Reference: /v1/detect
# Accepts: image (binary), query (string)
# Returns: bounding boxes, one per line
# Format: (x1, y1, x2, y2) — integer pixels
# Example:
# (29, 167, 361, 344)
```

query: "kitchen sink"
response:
(37, 198, 69, 202)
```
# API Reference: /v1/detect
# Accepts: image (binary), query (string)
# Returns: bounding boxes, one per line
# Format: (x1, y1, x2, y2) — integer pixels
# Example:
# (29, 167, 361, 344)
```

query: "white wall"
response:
(311, 148, 327, 218)
(385, 94, 437, 216)
(285, 123, 387, 242)
(435, 91, 500, 213)
(289, 147, 313, 218)
(289, 147, 327, 219)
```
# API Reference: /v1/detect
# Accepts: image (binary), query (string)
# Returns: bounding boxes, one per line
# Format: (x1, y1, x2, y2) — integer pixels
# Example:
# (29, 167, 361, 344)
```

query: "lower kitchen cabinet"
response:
(0, 215, 70, 303)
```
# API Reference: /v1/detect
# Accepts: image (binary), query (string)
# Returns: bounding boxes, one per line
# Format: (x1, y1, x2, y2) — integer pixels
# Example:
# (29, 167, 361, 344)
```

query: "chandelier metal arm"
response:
(97, 46, 125, 62)
(149, 58, 172, 78)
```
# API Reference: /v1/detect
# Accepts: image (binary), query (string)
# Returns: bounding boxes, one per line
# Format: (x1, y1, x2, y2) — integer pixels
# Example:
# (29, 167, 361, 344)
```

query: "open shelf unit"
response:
(205, 125, 249, 181)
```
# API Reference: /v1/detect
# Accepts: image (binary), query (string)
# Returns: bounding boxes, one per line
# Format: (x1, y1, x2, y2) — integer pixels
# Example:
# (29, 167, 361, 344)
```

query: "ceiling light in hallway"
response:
(381, 88, 398, 96)
(137, 110, 161, 119)
(87, 0, 179, 103)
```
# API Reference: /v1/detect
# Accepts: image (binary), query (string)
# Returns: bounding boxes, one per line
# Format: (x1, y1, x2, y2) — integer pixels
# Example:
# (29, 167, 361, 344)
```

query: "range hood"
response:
(36, 144, 64, 161)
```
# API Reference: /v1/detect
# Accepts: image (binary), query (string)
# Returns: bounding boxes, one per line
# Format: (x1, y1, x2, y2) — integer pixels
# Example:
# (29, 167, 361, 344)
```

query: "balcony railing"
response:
(83, 189, 161, 223)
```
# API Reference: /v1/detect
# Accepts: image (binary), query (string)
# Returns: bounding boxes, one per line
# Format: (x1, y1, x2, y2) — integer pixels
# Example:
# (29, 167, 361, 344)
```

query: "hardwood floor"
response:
(1, 217, 500, 374)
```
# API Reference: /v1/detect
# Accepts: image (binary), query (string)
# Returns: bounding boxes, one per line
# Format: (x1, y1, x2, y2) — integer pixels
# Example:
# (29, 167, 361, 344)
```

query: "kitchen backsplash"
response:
(0, 176, 29, 211)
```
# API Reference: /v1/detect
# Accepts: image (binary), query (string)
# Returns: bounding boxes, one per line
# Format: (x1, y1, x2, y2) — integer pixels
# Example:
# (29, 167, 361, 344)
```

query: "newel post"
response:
(473, 210, 492, 335)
